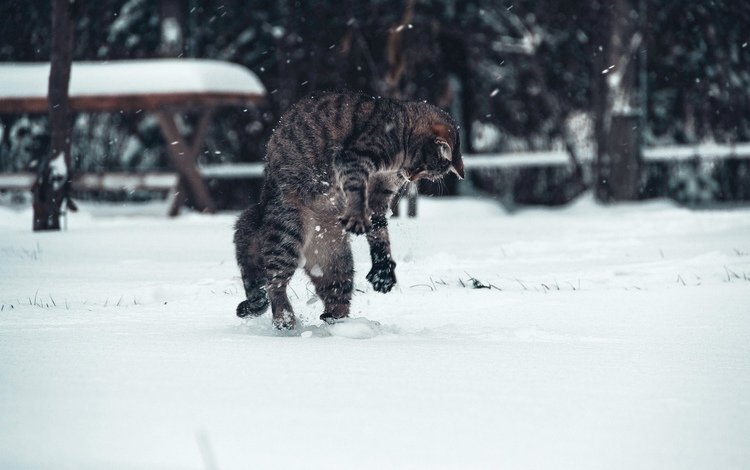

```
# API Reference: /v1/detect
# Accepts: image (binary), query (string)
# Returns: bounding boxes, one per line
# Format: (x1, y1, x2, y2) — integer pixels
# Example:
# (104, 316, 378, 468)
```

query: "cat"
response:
(234, 90, 464, 329)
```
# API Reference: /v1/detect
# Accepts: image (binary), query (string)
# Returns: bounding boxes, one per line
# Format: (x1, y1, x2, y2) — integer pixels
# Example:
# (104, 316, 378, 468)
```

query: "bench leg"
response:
(156, 110, 216, 216)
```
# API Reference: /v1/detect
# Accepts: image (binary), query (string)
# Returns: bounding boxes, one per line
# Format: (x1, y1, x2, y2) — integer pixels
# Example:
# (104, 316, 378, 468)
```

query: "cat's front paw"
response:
(366, 259, 397, 293)
(338, 213, 371, 235)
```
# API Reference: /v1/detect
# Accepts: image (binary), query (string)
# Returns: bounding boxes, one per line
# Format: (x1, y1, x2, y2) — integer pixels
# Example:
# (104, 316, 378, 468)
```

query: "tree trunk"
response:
(275, 0, 299, 114)
(595, 0, 643, 201)
(33, 0, 75, 231)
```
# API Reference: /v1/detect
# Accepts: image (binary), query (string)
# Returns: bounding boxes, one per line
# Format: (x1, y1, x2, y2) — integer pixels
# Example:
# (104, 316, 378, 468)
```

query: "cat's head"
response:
(404, 121, 464, 182)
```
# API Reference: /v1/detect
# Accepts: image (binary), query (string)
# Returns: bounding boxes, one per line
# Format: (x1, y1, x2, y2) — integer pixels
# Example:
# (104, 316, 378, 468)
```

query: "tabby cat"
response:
(234, 90, 463, 329)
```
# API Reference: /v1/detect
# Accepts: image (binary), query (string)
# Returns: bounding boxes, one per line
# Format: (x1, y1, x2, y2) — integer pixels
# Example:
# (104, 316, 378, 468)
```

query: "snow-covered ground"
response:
(1, 195, 749, 469)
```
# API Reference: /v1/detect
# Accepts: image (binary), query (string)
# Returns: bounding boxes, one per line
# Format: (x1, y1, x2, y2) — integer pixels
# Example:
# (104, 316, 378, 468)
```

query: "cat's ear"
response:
(432, 123, 464, 179)
(432, 123, 452, 145)
(436, 139, 452, 161)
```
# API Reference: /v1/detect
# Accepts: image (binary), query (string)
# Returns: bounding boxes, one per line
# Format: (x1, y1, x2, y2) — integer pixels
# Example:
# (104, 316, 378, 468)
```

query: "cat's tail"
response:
(234, 187, 270, 318)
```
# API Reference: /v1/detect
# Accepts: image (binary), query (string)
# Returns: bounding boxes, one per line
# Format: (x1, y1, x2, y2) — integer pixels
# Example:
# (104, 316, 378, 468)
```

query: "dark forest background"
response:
(1, 0, 749, 207)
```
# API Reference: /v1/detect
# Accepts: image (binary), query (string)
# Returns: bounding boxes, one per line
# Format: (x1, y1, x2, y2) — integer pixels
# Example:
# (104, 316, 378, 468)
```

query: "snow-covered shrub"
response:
(668, 159, 720, 206)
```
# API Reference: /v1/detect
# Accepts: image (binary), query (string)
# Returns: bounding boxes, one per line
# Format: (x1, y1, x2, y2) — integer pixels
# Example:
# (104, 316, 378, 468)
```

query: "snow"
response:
(464, 150, 571, 168)
(198, 162, 264, 178)
(325, 317, 382, 339)
(0, 173, 35, 189)
(160, 18, 182, 46)
(643, 142, 750, 161)
(48, 151, 67, 190)
(1, 195, 749, 469)
(91, 172, 177, 191)
(0, 59, 265, 99)
(309, 263, 324, 277)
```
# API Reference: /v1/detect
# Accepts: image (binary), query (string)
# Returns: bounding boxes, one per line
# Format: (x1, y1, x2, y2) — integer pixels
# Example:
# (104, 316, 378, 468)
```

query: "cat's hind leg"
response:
(234, 205, 269, 318)
(303, 223, 354, 323)
(262, 203, 305, 330)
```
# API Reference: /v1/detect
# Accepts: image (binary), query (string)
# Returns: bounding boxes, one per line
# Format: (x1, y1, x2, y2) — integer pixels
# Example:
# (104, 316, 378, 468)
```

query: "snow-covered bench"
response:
(0, 59, 266, 215)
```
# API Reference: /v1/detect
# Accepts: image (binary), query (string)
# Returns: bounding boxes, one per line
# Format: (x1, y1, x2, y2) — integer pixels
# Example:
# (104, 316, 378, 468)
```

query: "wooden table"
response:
(0, 59, 266, 215)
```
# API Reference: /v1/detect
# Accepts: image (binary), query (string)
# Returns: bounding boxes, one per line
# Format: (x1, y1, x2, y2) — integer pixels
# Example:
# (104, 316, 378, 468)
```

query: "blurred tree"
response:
(647, 0, 750, 143)
(32, 0, 77, 231)
(2, 0, 750, 206)
(159, 0, 184, 57)
(594, 0, 643, 201)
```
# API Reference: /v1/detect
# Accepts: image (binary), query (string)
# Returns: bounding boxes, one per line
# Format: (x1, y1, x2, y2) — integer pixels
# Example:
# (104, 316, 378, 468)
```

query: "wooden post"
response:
(33, 0, 75, 231)
(595, 0, 643, 201)
(156, 110, 216, 216)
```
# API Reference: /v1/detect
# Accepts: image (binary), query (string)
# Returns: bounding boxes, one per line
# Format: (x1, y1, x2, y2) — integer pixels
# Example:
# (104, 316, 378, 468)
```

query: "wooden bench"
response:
(0, 59, 266, 215)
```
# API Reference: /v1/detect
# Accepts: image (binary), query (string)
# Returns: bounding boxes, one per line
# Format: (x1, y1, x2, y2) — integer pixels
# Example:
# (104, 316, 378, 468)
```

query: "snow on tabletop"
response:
(1, 195, 749, 469)
(0, 59, 265, 98)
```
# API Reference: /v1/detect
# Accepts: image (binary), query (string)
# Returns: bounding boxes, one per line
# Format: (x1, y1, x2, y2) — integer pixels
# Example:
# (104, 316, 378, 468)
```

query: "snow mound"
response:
(326, 317, 382, 339)
(237, 315, 382, 339)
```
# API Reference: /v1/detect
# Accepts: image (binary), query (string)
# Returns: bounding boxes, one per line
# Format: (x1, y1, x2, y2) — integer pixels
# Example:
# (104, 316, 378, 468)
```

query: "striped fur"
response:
(234, 90, 463, 329)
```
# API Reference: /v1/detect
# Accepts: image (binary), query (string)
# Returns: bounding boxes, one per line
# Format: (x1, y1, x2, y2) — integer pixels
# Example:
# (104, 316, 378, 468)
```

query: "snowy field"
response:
(1, 195, 749, 469)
